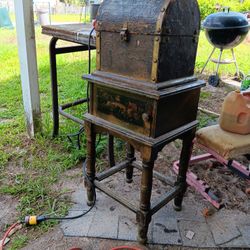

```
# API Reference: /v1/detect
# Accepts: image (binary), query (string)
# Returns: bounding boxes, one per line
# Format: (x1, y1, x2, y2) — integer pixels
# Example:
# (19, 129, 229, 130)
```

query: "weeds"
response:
(9, 234, 28, 250)
(197, 112, 218, 129)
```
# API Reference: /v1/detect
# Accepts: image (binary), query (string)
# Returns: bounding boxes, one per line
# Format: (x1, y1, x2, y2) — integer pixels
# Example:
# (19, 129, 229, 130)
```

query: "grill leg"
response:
(231, 48, 239, 77)
(85, 121, 96, 206)
(137, 159, 153, 244)
(174, 130, 195, 211)
(215, 48, 223, 76)
(126, 144, 135, 183)
(49, 37, 59, 137)
(201, 47, 216, 74)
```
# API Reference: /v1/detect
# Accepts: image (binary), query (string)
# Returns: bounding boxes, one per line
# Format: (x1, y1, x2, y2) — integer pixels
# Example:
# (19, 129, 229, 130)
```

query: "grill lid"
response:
(203, 8, 250, 30)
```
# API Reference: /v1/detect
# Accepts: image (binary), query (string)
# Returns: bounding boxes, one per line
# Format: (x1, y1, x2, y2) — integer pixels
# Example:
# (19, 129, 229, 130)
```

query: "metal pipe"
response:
(201, 47, 216, 74)
(231, 48, 240, 77)
(215, 48, 223, 75)
(55, 45, 91, 54)
(59, 108, 85, 125)
(60, 98, 88, 110)
(49, 37, 59, 137)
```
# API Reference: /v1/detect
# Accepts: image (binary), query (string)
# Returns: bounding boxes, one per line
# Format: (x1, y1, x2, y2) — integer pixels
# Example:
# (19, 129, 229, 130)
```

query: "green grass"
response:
(197, 112, 218, 129)
(200, 91, 212, 100)
(196, 32, 250, 76)
(9, 234, 28, 250)
(0, 26, 95, 248)
(1, 13, 250, 249)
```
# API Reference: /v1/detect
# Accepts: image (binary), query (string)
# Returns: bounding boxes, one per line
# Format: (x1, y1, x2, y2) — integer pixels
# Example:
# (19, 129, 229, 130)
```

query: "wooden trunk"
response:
(83, 0, 205, 137)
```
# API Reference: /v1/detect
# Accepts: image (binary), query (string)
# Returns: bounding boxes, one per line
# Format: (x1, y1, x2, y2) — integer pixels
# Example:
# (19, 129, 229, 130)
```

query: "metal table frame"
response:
(43, 24, 115, 166)
(49, 37, 93, 135)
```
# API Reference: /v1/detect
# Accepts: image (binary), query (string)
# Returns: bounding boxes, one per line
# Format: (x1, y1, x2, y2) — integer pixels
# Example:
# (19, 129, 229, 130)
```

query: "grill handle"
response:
(222, 7, 230, 13)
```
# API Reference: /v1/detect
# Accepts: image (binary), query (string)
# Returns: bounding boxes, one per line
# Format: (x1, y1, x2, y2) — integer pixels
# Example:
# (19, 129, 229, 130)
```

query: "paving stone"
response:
(206, 211, 242, 246)
(164, 200, 206, 223)
(147, 220, 154, 243)
(61, 186, 250, 248)
(61, 208, 96, 237)
(118, 215, 137, 241)
(152, 215, 182, 245)
(178, 220, 215, 247)
(87, 202, 119, 239)
(71, 188, 87, 207)
(239, 225, 250, 247)
(220, 235, 248, 248)
(216, 209, 250, 226)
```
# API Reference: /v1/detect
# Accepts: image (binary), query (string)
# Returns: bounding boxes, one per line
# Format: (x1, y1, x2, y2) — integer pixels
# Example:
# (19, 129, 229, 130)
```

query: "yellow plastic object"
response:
(27, 216, 37, 225)
(219, 90, 250, 134)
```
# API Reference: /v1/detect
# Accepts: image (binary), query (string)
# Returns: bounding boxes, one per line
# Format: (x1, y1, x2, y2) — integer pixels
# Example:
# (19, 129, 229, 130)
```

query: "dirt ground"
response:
(1, 81, 249, 250)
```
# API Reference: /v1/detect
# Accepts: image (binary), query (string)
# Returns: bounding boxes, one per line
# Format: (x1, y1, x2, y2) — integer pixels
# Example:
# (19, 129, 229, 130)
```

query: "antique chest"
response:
(84, 0, 205, 138)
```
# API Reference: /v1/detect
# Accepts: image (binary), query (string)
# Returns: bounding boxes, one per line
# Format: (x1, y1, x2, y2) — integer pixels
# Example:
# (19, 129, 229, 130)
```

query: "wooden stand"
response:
(84, 114, 196, 244)
(83, 0, 204, 244)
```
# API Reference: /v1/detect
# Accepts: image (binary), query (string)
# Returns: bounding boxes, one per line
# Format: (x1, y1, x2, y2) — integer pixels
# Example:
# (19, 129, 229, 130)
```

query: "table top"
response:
(42, 23, 96, 46)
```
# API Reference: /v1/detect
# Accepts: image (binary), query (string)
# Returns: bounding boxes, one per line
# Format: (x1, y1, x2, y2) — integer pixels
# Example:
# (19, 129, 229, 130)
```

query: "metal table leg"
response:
(48, 38, 116, 167)
(49, 37, 59, 137)
(49, 37, 92, 137)
(201, 47, 216, 74)
(231, 48, 240, 77)
(215, 48, 223, 76)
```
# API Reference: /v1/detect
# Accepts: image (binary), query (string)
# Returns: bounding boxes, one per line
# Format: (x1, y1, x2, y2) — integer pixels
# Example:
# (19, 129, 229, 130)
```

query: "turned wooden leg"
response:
(84, 121, 96, 206)
(126, 144, 135, 183)
(137, 160, 154, 244)
(174, 130, 195, 211)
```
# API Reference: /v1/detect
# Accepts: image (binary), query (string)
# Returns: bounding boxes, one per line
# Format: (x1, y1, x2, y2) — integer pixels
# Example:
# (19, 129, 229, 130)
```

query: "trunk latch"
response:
(120, 26, 129, 42)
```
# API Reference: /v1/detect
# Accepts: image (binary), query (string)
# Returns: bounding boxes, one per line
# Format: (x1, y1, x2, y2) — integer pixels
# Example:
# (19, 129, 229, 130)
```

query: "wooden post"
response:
(14, 0, 42, 137)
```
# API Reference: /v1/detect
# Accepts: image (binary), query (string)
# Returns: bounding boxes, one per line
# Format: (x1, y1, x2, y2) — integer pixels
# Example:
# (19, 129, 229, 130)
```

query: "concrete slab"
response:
(87, 213, 119, 239)
(239, 225, 250, 246)
(61, 184, 250, 248)
(70, 188, 87, 208)
(221, 77, 241, 88)
(177, 220, 215, 247)
(87, 201, 120, 239)
(117, 215, 137, 241)
(152, 216, 182, 245)
(147, 221, 154, 244)
(220, 210, 250, 226)
(207, 210, 242, 246)
(171, 198, 205, 222)
(61, 208, 96, 237)
(165, 199, 206, 223)
(220, 235, 248, 248)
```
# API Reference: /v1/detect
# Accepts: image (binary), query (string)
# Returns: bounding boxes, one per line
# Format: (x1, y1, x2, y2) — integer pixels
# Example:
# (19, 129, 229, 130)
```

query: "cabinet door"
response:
(93, 85, 154, 136)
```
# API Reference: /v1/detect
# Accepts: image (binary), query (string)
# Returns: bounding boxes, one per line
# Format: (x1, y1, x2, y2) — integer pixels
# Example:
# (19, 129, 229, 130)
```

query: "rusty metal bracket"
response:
(120, 23, 129, 42)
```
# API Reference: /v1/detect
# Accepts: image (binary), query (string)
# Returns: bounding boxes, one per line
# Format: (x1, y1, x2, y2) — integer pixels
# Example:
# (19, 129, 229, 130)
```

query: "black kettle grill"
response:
(201, 8, 250, 86)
